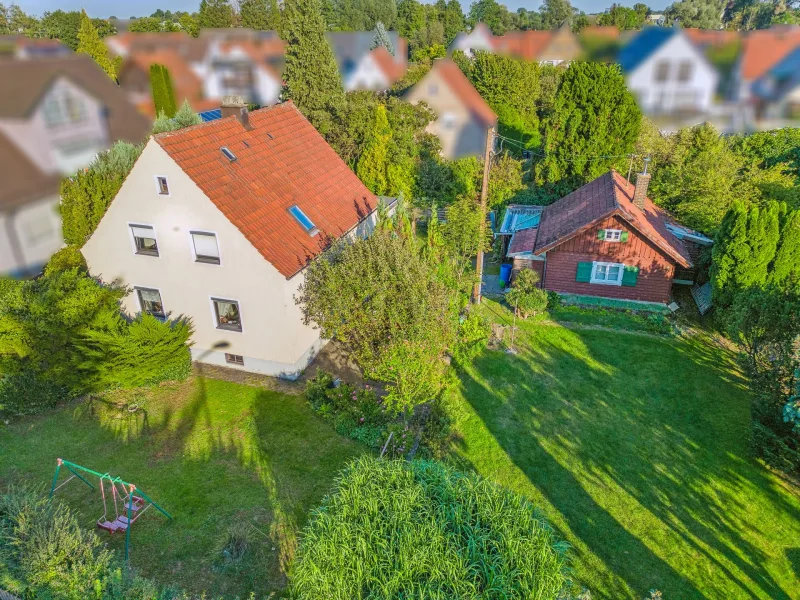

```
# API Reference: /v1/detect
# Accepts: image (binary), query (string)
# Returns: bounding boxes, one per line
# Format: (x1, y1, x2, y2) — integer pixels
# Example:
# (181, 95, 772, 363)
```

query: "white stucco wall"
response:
(0, 77, 108, 176)
(81, 139, 326, 379)
(0, 195, 63, 276)
(626, 33, 719, 114)
(451, 27, 494, 57)
(345, 54, 390, 92)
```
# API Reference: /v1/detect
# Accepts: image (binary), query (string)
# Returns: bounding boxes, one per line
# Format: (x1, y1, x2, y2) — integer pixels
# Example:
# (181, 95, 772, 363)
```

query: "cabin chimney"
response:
(221, 95, 246, 120)
(633, 158, 651, 210)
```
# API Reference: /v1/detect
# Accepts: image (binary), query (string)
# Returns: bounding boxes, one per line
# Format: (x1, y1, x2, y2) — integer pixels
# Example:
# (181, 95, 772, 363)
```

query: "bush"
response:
(0, 371, 72, 418)
(547, 290, 563, 308)
(290, 457, 568, 599)
(506, 269, 549, 318)
(452, 311, 491, 364)
(44, 246, 87, 277)
(750, 420, 800, 474)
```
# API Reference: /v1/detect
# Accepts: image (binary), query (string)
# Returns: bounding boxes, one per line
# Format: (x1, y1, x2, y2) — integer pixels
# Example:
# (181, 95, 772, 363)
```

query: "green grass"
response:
(0, 377, 365, 598)
(446, 304, 800, 599)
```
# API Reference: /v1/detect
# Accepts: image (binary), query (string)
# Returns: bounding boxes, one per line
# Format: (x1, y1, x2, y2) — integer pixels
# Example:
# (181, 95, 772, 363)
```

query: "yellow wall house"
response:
(82, 101, 382, 379)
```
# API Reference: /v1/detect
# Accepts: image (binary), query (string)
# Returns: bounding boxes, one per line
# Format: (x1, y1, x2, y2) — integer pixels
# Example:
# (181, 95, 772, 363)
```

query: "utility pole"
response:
(472, 126, 494, 304)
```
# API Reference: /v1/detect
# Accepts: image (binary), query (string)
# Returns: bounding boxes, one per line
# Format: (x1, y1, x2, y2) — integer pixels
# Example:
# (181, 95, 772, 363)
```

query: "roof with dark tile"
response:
(154, 101, 378, 278)
(533, 170, 692, 267)
(508, 226, 539, 255)
(618, 26, 676, 73)
(430, 59, 497, 126)
(0, 131, 63, 211)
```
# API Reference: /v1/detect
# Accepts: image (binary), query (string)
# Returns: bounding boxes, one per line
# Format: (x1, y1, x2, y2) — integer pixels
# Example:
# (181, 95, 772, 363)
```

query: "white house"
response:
(81, 101, 382, 379)
(343, 46, 405, 92)
(448, 23, 495, 57)
(618, 27, 719, 115)
(0, 54, 150, 277)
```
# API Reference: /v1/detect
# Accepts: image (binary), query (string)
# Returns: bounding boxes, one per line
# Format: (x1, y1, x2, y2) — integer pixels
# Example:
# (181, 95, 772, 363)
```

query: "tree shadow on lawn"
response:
(28, 373, 365, 597)
(453, 326, 800, 600)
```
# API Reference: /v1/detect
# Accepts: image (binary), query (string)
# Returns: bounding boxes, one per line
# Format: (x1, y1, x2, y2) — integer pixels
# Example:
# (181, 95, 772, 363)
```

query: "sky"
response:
(16, 0, 662, 20)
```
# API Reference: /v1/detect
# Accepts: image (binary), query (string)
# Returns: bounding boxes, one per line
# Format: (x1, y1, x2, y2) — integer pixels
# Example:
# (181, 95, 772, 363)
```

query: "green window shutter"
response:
(621, 265, 639, 286)
(576, 261, 593, 282)
(620, 231, 630, 242)
(597, 229, 606, 240)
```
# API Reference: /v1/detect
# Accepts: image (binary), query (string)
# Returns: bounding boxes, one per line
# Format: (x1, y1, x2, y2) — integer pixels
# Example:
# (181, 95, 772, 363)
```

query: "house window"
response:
(42, 90, 86, 127)
(212, 298, 242, 332)
(677, 61, 693, 82)
(156, 176, 170, 195)
(654, 61, 669, 83)
(289, 205, 318, 235)
(428, 84, 438, 95)
(604, 229, 622, 242)
(130, 225, 159, 256)
(191, 231, 221, 264)
(225, 353, 244, 365)
(442, 112, 457, 129)
(590, 261, 624, 286)
(221, 146, 237, 162)
(136, 287, 165, 320)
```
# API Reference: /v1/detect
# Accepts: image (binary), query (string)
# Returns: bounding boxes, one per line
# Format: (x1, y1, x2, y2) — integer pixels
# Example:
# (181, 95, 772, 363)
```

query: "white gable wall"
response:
(626, 32, 719, 114)
(81, 139, 324, 378)
(345, 53, 390, 91)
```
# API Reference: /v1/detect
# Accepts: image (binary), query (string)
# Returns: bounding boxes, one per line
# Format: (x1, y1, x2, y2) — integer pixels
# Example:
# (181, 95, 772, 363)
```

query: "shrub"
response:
(750, 420, 800, 474)
(44, 246, 87, 277)
(0, 371, 72, 418)
(506, 269, 549, 318)
(290, 457, 568, 599)
(452, 311, 491, 364)
(547, 290, 563, 308)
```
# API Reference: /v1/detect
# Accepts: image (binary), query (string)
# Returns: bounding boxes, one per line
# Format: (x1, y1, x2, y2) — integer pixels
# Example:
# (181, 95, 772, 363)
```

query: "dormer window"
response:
(289, 205, 318, 236)
(221, 146, 237, 161)
(156, 176, 170, 196)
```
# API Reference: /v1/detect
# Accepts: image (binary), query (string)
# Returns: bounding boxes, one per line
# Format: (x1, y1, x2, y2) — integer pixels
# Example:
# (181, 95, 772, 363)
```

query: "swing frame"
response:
(49, 458, 172, 560)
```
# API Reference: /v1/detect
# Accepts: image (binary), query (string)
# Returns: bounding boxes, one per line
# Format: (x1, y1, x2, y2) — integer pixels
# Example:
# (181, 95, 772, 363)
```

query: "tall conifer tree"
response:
(76, 10, 118, 79)
(357, 104, 391, 195)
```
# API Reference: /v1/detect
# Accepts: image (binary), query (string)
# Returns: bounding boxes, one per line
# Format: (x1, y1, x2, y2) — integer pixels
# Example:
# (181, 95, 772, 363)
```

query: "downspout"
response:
(540, 251, 547, 290)
(5, 208, 26, 275)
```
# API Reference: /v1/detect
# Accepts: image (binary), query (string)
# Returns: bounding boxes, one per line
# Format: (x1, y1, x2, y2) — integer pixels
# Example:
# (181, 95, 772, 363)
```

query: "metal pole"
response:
(49, 459, 63, 498)
(124, 485, 134, 561)
(472, 126, 494, 304)
(64, 463, 95, 490)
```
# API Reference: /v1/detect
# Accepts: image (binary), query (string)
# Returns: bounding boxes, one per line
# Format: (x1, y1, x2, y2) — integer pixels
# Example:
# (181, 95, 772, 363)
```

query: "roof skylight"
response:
(221, 146, 237, 162)
(289, 205, 318, 235)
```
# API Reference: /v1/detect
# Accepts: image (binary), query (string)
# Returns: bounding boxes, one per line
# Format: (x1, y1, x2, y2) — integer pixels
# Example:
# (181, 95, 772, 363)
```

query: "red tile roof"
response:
(683, 28, 739, 48)
(494, 30, 553, 61)
(124, 50, 204, 115)
(508, 226, 538, 255)
(155, 102, 378, 278)
(431, 59, 497, 126)
(533, 170, 691, 267)
(370, 46, 406, 85)
(579, 26, 620, 39)
(739, 26, 800, 81)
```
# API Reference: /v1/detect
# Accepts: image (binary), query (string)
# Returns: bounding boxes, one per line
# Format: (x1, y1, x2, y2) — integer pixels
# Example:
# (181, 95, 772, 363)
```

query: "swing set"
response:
(49, 458, 172, 560)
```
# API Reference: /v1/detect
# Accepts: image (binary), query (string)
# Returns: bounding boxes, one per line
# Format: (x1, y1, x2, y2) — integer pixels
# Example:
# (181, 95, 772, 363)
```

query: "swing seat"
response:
(127, 496, 145, 511)
(97, 519, 127, 533)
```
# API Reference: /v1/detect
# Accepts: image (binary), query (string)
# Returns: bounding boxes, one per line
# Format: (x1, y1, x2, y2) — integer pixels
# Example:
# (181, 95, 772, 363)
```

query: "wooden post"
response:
(472, 126, 494, 304)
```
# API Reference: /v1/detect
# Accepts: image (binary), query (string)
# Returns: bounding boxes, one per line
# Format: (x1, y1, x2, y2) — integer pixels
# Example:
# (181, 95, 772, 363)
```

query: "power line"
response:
(491, 132, 640, 164)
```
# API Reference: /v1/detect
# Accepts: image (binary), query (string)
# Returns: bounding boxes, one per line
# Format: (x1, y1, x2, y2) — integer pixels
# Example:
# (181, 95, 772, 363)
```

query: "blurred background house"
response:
(0, 54, 150, 277)
(327, 31, 407, 91)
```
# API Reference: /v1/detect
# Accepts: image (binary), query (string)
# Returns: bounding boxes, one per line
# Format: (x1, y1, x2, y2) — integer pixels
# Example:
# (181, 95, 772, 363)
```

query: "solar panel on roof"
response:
(199, 109, 222, 122)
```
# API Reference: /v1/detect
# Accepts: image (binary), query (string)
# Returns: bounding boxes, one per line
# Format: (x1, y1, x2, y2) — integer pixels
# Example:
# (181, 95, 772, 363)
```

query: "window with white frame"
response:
(590, 261, 624, 285)
(604, 229, 622, 242)
(156, 176, 170, 195)
(130, 224, 159, 256)
(136, 287, 165, 320)
(191, 231, 220, 264)
(225, 353, 244, 365)
(42, 90, 86, 128)
(212, 298, 242, 332)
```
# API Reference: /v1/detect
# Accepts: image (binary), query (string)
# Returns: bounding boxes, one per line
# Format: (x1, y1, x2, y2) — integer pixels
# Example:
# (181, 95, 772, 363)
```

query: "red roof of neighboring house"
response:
(684, 28, 739, 48)
(508, 226, 539, 255)
(739, 26, 800, 81)
(125, 49, 204, 114)
(155, 102, 378, 278)
(533, 170, 691, 267)
(431, 59, 497, 126)
(369, 46, 406, 85)
(494, 30, 553, 61)
(579, 25, 620, 39)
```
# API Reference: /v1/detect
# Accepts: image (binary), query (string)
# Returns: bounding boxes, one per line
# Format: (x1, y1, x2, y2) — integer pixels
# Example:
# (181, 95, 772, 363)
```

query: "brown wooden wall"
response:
(542, 214, 676, 304)
(511, 258, 544, 287)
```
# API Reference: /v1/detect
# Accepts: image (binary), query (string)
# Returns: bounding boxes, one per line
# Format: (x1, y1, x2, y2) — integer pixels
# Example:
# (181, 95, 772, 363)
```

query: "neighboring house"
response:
(118, 50, 220, 116)
(733, 25, 800, 102)
(495, 24, 583, 65)
(0, 35, 72, 60)
(500, 169, 692, 306)
(618, 27, 719, 115)
(327, 31, 407, 91)
(752, 47, 800, 122)
(0, 55, 151, 277)
(448, 23, 495, 57)
(105, 31, 208, 63)
(81, 102, 383, 379)
(404, 59, 497, 159)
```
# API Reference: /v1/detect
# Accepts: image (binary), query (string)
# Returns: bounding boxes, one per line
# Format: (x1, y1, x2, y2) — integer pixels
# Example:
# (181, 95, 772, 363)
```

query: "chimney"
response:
(632, 158, 651, 210)
(221, 95, 246, 120)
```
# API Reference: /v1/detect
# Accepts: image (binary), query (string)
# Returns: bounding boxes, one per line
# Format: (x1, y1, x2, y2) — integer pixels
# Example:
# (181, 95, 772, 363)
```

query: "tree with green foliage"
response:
(743, 202, 780, 289)
(572, 11, 590, 31)
(769, 209, 800, 291)
(290, 456, 568, 598)
(597, 3, 646, 28)
(128, 16, 166, 32)
(179, 12, 199, 36)
(43, 246, 87, 277)
(711, 201, 751, 305)
(198, 0, 234, 28)
(396, 0, 426, 37)
(357, 104, 391, 194)
(440, 194, 492, 294)
(540, 0, 574, 28)
(76, 10, 118, 79)
(282, 0, 345, 134)
(488, 151, 525, 207)
(60, 141, 143, 247)
(296, 229, 454, 373)
(330, 0, 397, 30)
(535, 62, 640, 199)
(664, 0, 725, 28)
(40, 10, 81, 49)
(441, 0, 466, 44)
(371, 21, 395, 54)
(505, 269, 548, 318)
(240, 0, 281, 30)
(151, 100, 204, 134)
(150, 63, 178, 117)
(468, 0, 514, 34)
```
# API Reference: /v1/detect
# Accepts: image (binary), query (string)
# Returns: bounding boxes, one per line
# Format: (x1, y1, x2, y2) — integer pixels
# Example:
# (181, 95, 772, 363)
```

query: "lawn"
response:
(447, 301, 800, 599)
(0, 376, 365, 598)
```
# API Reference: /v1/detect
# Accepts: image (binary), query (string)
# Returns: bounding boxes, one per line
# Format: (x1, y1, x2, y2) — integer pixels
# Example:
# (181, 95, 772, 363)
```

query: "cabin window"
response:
(604, 229, 622, 242)
(590, 261, 624, 286)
